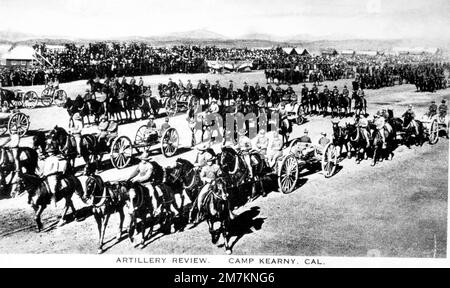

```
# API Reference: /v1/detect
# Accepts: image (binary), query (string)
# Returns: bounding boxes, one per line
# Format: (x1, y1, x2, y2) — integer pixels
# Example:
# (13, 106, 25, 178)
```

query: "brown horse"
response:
(85, 172, 126, 254)
(202, 177, 233, 254)
(20, 173, 85, 232)
(0, 147, 38, 197)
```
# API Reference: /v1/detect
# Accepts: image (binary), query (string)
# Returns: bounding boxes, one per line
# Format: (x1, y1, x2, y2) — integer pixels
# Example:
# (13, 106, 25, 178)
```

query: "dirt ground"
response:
(0, 71, 448, 257)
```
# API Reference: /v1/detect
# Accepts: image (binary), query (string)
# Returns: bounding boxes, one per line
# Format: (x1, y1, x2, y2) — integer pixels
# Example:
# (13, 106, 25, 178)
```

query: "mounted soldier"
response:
(342, 85, 350, 98)
(439, 100, 448, 120)
(186, 80, 193, 94)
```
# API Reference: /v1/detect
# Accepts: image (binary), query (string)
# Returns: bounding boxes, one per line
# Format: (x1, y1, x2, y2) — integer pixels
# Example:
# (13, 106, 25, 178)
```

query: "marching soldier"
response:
(439, 100, 448, 119)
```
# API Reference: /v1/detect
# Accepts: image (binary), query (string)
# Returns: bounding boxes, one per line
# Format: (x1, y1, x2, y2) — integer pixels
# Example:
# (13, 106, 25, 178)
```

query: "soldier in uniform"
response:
(214, 80, 221, 90)
(312, 83, 319, 95)
(160, 117, 171, 135)
(301, 84, 309, 99)
(195, 154, 223, 223)
(426, 101, 438, 119)
(197, 79, 203, 90)
(69, 113, 84, 155)
(374, 112, 387, 149)
(186, 80, 193, 94)
(342, 85, 350, 98)
(41, 146, 61, 206)
(236, 129, 253, 179)
(333, 86, 339, 96)
(243, 82, 249, 94)
(268, 133, 283, 168)
(255, 129, 269, 157)
(357, 87, 365, 98)
(439, 100, 448, 119)
(323, 85, 330, 97)
(317, 132, 331, 154)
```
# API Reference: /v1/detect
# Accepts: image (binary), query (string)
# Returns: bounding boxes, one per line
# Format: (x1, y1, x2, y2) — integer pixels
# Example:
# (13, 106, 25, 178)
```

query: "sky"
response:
(0, 0, 449, 40)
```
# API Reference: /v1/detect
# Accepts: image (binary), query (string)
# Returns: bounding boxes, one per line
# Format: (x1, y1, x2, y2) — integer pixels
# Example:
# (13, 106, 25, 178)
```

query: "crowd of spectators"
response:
(0, 42, 448, 89)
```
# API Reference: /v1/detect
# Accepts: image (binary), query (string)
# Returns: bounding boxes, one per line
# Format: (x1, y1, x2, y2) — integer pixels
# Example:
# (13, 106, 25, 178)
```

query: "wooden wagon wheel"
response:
(110, 136, 133, 169)
(8, 113, 30, 137)
(165, 98, 178, 117)
(41, 88, 54, 107)
(428, 119, 439, 145)
(23, 91, 39, 109)
(322, 143, 338, 178)
(54, 90, 68, 107)
(278, 154, 299, 194)
(161, 128, 179, 157)
(134, 125, 150, 154)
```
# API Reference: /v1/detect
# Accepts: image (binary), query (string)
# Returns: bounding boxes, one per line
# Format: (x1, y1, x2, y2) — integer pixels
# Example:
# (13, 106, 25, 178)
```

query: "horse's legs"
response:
(140, 213, 146, 246)
(116, 208, 125, 243)
(100, 213, 111, 250)
(34, 205, 45, 232)
(94, 212, 104, 253)
(128, 213, 136, 243)
(58, 197, 72, 226)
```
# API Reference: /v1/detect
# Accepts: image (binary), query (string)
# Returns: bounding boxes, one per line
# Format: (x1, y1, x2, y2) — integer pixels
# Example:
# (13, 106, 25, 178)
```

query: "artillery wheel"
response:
(134, 125, 150, 154)
(41, 88, 54, 106)
(54, 90, 68, 107)
(322, 143, 338, 178)
(161, 128, 179, 157)
(278, 154, 299, 194)
(165, 98, 178, 117)
(8, 113, 30, 137)
(110, 136, 133, 169)
(23, 91, 39, 109)
(428, 119, 439, 145)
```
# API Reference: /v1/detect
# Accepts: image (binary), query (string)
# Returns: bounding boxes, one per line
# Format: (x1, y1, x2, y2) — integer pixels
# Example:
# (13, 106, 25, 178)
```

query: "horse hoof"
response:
(97, 249, 104, 254)
(226, 249, 232, 255)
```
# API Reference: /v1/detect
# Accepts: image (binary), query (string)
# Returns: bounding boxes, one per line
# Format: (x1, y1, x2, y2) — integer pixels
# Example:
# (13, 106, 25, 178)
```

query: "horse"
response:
(338, 94, 352, 118)
(64, 96, 84, 125)
(328, 95, 339, 118)
(202, 177, 233, 254)
(217, 147, 267, 201)
(331, 121, 352, 159)
(371, 125, 396, 166)
(48, 126, 96, 173)
(82, 98, 106, 125)
(0, 147, 39, 197)
(403, 113, 424, 147)
(279, 114, 292, 147)
(165, 158, 202, 223)
(85, 173, 126, 254)
(19, 173, 85, 232)
(308, 91, 320, 114)
(347, 123, 371, 164)
(0, 88, 17, 108)
(318, 92, 329, 115)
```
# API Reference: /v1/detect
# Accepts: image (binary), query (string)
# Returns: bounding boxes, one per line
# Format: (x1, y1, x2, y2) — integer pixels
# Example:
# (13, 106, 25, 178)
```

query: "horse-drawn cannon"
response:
(0, 111, 30, 137)
(277, 139, 339, 194)
(40, 86, 68, 107)
(421, 115, 449, 145)
(133, 126, 180, 157)
(162, 92, 200, 117)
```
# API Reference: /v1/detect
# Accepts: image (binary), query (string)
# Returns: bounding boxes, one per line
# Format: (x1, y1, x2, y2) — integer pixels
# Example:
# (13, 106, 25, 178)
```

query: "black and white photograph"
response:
(0, 0, 448, 267)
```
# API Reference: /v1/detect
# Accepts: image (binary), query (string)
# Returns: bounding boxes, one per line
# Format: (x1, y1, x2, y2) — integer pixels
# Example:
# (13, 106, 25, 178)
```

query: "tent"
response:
(282, 47, 298, 55)
(294, 47, 310, 56)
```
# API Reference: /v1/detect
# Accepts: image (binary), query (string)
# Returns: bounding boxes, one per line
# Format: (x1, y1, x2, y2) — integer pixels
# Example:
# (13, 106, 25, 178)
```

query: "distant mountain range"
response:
(1, 29, 449, 53)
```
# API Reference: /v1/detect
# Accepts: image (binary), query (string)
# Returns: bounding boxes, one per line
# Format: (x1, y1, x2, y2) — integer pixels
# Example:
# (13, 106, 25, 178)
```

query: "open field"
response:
(0, 71, 448, 257)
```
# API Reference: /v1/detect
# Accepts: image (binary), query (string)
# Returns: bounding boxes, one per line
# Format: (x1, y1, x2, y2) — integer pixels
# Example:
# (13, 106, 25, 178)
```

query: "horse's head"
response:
(48, 126, 66, 150)
(215, 177, 228, 201)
